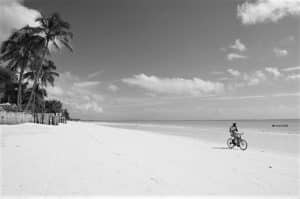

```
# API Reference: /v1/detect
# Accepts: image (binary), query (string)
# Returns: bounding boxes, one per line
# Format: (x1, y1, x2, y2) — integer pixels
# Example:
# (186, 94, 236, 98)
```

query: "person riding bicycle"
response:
(229, 123, 239, 144)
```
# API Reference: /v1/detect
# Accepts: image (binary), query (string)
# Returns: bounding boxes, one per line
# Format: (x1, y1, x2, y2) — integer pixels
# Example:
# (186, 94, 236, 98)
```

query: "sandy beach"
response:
(1, 121, 299, 197)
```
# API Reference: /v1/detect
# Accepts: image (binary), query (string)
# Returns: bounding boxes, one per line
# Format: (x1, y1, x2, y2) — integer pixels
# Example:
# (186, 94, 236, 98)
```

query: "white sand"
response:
(1, 122, 299, 197)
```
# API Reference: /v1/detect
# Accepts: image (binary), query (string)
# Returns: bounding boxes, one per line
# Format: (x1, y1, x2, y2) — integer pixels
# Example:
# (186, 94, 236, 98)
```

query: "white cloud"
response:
(230, 39, 247, 52)
(272, 92, 300, 97)
(273, 48, 288, 57)
(63, 101, 103, 113)
(122, 74, 224, 97)
(215, 95, 265, 100)
(265, 67, 281, 78)
(47, 72, 104, 114)
(243, 70, 266, 86)
(237, 0, 300, 24)
(247, 78, 260, 86)
(73, 81, 100, 88)
(81, 101, 103, 113)
(279, 36, 295, 46)
(286, 74, 300, 80)
(0, 0, 41, 42)
(47, 86, 64, 96)
(108, 84, 119, 92)
(281, 66, 300, 72)
(227, 69, 241, 77)
(227, 53, 247, 61)
(87, 70, 103, 79)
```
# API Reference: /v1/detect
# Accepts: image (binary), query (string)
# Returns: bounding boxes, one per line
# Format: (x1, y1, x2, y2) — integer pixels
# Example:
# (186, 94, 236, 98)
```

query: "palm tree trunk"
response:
(24, 65, 42, 111)
(25, 40, 49, 112)
(17, 67, 25, 111)
(33, 93, 36, 113)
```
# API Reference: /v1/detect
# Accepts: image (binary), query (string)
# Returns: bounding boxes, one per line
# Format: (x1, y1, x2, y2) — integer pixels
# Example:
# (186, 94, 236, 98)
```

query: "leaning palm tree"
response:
(24, 59, 59, 112)
(0, 26, 44, 110)
(25, 13, 73, 111)
(23, 84, 48, 113)
(24, 59, 59, 87)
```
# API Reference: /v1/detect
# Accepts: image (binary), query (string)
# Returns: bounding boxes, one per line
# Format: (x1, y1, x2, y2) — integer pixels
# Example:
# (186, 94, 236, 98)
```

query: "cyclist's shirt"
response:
(229, 126, 238, 136)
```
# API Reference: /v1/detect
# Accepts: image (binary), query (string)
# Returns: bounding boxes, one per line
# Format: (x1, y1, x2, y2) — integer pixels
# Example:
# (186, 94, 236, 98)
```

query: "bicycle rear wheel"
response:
(227, 138, 234, 149)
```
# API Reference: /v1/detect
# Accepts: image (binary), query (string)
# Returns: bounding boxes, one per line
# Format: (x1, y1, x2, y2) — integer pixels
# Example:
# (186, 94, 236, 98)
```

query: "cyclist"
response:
(229, 123, 239, 145)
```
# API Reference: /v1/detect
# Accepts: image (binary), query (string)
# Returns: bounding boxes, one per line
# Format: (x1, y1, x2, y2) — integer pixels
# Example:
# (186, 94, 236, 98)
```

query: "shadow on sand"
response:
(211, 146, 231, 150)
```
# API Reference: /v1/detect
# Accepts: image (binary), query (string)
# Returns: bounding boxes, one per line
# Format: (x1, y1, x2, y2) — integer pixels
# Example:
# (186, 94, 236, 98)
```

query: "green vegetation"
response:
(0, 12, 73, 119)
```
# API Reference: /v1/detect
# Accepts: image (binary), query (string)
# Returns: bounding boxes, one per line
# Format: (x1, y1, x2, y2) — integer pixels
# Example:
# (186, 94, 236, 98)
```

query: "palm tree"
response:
(25, 13, 73, 111)
(23, 84, 47, 113)
(0, 26, 44, 110)
(24, 59, 59, 87)
(24, 59, 59, 112)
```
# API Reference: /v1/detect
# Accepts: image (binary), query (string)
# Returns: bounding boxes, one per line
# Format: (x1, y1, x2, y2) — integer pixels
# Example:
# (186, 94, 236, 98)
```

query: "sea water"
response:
(94, 119, 300, 155)
(95, 119, 300, 135)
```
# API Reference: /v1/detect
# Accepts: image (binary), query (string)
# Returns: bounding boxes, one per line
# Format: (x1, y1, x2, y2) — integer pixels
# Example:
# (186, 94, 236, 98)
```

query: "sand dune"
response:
(1, 122, 299, 197)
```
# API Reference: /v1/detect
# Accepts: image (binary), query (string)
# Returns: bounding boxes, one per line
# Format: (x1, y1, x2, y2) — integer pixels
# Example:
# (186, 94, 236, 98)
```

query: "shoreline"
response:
(95, 122, 300, 156)
(1, 121, 300, 196)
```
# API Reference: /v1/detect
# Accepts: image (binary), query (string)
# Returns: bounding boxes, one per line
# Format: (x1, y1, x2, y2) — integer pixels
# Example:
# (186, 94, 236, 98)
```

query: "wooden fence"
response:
(0, 111, 33, 124)
(33, 113, 66, 125)
(0, 111, 66, 125)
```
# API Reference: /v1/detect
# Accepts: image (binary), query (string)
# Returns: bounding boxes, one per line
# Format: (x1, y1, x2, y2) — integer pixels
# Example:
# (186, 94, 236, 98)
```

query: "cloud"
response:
(46, 72, 104, 113)
(122, 74, 224, 97)
(248, 70, 266, 85)
(286, 74, 300, 80)
(80, 101, 103, 113)
(87, 70, 103, 79)
(281, 66, 300, 72)
(237, 0, 300, 25)
(227, 53, 247, 61)
(265, 67, 281, 78)
(230, 39, 247, 52)
(218, 69, 271, 90)
(280, 66, 300, 80)
(279, 35, 295, 46)
(108, 84, 119, 92)
(272, 92, 300, 97)
(73, 81, 100, 88)
(215, 95, 265, 100)
(227, 69, 241, 77)
(0, 0, 41, 42)
(242, 70, 267, 86)
(273, 48, 288, 57)
(224, 67, 293, 89)
(47, 86, 64, 96)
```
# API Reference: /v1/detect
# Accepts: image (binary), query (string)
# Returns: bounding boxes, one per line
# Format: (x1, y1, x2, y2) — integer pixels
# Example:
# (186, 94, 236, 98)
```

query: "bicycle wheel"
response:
(239, 139, 248, 150)
(227, 138, 234, 149)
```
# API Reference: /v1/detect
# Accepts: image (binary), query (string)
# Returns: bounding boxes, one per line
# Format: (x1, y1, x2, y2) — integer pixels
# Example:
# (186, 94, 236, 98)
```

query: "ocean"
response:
(93, 119, 300, 155)
(95, 119, 300, 135)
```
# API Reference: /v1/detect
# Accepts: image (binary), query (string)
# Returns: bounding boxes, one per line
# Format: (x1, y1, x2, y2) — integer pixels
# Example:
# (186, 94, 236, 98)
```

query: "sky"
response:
(0, 0, 300, 120)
